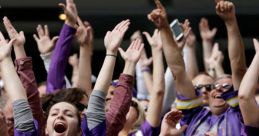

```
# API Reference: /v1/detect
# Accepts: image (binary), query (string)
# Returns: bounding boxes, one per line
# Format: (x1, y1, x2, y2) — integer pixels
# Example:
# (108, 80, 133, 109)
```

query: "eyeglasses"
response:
(76, 103, 88, 112)
(194, 84, 215, 92)
(214, 83, 233, 91)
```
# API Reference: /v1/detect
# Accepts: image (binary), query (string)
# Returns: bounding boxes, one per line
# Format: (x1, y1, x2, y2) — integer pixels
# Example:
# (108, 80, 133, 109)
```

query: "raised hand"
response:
(59, 0, 78, 26)
(118, 39, 144, 64)
(199, 18, 217, 41)
(104, 19, 130, 55)
(215, 0, 236, 22)
(143, 29, 162, 50)
(147, 0, 169, 28)
(76, 17, 93, 46)
(0, 31, 15, 61)
(33, 24, 59, 54)
(160, 109, 188, 136)
(3, 17, 25, 47)
(176, 19, 191, 50)
(139, 53, 153, 68)
(68, 53, 79, 67)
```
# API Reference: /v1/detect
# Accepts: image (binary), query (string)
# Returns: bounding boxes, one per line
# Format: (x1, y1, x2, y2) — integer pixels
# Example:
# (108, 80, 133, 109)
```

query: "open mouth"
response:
(213, 94, 222, 99)
(54, 122, 67, 133)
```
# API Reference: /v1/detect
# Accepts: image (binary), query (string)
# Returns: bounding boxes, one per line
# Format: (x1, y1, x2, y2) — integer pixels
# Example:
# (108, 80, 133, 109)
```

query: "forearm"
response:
(147, 49, 165, 127)
(142, 70, 153, 95)
(14, 46, 27, 59)
(93, 55, 116, 92)
(225, 19, 246, 89)
(78, 46, 92, 95)
(1, 58, 27, 101)
(47, 24, 76, 93)
(184, 47, 198, 80)
(136, 63, 150, 99)
(160, 27, 196, 99)
(202, 39, 213, 70)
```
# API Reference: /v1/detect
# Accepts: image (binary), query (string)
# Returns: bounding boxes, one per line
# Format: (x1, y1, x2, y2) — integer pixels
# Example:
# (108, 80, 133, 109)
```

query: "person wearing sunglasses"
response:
(192, 73, 215, 105)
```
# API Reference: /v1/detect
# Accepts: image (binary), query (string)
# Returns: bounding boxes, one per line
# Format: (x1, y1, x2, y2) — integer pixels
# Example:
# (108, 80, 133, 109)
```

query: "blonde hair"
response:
(130, 98, 146, 133)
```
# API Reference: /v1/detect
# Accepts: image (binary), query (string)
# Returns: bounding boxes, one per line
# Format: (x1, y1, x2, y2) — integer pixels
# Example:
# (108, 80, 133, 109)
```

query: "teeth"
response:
(214, 94, 222, 99)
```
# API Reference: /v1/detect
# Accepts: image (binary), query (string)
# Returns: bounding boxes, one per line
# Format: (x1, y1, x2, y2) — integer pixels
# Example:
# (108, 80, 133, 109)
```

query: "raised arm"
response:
(0, 32, 36, 135)
(143, 29, 165, 127)
(3, 17, 45, 135)
(47, 0, 78, 93)
(238, 39, 259, 128)
(199, 18, 217, 71)
(75, 18, 93, 96)
(147, 0, 196, 99)
(106, 39, 143, 136)
(85, 20, 130, 134)
(216, 0, 246, 90)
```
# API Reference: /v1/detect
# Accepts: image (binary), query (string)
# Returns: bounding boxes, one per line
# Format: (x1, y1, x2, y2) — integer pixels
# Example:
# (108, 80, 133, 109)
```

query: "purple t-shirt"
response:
(81, 114, 106, 136)
(244, 125, 259, 136)
(129, 121, 160, 136)
(177, 90, 246, 136)
(14, 120, 38, 136)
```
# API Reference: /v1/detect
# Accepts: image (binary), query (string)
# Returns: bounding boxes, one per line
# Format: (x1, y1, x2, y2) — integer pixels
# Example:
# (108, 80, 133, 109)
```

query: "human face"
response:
(192, 74, 215, 105)
(125, 101, 139, 127)
(46, 102, 80, 136)
(208, 77, 232, 115)
(105, 85, 115, 112)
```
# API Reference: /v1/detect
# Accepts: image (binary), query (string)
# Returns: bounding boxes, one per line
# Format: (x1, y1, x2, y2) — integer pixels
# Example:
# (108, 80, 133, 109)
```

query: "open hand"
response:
(199, 18, 217, 41)
(104, 19, 130, 55)
(33, 24, 58, 54)
(0, 31, 15, 61)
(143, 29, 162, 50)
(76, 17, 93, 46)
(3, 17, 25, 47)
(160, 109, 188, 136)
(118, 39, 144, 64)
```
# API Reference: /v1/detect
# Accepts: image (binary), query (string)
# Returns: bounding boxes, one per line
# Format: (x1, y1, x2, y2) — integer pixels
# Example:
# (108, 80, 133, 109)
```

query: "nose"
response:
(57, 112, 65, 120)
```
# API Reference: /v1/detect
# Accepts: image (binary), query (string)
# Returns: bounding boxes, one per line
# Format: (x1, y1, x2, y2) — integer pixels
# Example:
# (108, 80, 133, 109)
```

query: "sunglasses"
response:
(214, 83, 233, 91)
(194, 84, 215, 92)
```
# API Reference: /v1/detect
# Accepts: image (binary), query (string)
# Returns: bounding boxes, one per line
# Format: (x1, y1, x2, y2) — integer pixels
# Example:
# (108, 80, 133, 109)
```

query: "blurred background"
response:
(0, 0, 259, 83)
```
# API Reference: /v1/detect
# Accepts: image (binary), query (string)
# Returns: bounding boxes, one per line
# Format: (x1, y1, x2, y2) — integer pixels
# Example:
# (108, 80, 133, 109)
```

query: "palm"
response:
(37, 36, 54, 53)
(3, 17, 25, 47)
(0, 32, 13, 61)
(119, 39, 144, 63)
(199, 18, 217, 40)
(104, 19, 130, 52)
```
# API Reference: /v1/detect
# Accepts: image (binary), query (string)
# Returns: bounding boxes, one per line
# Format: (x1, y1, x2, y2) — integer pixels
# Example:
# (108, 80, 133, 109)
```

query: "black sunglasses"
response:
(194, 84, 215, 92)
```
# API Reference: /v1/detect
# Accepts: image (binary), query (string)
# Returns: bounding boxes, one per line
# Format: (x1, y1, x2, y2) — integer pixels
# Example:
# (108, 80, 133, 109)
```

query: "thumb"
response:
(212, 28, 217, 35)
(179, 125, 188, 133)
(51, 36, 59, 44)
(58, 3, 66, 12)
(118, 47, 125, 58)
(142, 32, 153, 45)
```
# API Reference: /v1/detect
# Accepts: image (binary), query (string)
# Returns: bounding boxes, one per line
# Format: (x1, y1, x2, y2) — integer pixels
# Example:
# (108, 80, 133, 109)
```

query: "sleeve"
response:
(161, 67, 176, 116)
(86, 90, 106, 130)
(46, 24, 76, 94)
(40, 52, 71, 88)
(13, 99, 38, 136)
(136, 63, 149, 100)
(15, 57, 45, 135)
(106, 74, 133, 136)
(175, 90, 203, 110)
(140, 121, 160, 136)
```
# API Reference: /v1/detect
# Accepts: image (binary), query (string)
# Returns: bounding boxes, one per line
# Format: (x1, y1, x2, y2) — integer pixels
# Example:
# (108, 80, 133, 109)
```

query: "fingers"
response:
(77, 17, 84, 26)
(58, 3, 66, 12)
(0, 31, 6, 41)
(36, 24, 45, 38)
(142, 31, 152, 44)
(114, 19, 130, 33)
(44, 25, 49, 36)
(51, 36, 59, 44)
(179, 125, 188, 133)
(8, 38, 16, 47)
(118, 47, 125, 58)
(33, 34, 39, 42)
(155, 0, 165, 10)
(253, 38, 259, 50)
(3, 17, 18, 39)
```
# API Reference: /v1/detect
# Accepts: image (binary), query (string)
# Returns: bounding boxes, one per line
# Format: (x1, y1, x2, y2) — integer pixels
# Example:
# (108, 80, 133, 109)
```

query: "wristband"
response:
(141, 67, 151, 73)
(106, 54, 117, 58)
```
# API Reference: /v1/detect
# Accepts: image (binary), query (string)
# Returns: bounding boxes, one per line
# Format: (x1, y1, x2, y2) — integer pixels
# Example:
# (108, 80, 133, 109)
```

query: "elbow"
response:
(154, 88, 165, 97)
(238, 92, 250, 101)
